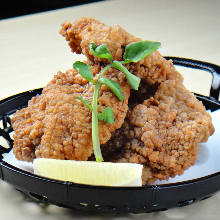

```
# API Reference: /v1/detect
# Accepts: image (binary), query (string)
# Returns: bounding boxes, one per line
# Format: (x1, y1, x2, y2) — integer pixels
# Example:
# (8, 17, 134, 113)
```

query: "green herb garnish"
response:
(76, 97, 93, 110)
(112, 61, 140, 90)
(73, 61, 95, 83)
(73, 41, 160, 162)
(90, 43, 113, 62)
(98, 107, 114, 124)
(123, 40, 161, 63)
(98, 77, 124, 101)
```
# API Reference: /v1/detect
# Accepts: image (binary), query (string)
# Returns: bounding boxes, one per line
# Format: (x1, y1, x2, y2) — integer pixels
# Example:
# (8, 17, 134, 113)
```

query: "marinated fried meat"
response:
(12, 17, 214, 185)
(59, 17, 140, 63)
(60, 17, 214, 183)
(60, 17, 183, 85)
(12, 66, 130, 161)
(13, 17, 183, 162)
(102, 80, 214, 184)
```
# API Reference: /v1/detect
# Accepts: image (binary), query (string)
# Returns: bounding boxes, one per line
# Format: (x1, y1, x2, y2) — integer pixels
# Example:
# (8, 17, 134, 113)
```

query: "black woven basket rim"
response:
(0, 56, 220, 213)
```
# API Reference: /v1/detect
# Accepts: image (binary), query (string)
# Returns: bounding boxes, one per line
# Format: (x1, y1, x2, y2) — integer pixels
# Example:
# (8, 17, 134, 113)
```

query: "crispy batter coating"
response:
(59, 17, 140, 62)
(12, 17, 214, 186)
(60, 17, 183, 85)
(102, 80, 214, 184)
(60, 17, 214, 184)
(13, 17, 183, 162)
(12, 66, 130, 161)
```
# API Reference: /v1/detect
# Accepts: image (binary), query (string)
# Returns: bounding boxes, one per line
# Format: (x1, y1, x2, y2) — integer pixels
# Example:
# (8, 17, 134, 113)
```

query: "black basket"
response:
(0, 57, 220, 214)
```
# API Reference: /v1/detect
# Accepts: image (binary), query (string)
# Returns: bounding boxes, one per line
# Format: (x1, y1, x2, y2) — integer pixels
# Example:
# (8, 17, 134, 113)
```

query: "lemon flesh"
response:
(33, 158, 143, 187)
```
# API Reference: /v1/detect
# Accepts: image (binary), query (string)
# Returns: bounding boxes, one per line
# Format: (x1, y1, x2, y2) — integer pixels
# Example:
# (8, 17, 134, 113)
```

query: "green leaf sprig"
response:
(73, 40, 161, 162)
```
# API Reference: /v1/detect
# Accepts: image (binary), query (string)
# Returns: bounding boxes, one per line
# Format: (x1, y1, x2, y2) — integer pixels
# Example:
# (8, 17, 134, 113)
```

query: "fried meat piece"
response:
(12, 17, 183, 162)
(60, 17, 183, 85)
(102, 80, 214, 184)
(12, 16, 214, 186)
(59, 17, 140, 62)
(12, 66, 130, 161)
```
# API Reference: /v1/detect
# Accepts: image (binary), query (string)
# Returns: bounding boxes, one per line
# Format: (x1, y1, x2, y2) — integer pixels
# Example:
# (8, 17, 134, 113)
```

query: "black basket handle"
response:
(165, 56, 220, 100)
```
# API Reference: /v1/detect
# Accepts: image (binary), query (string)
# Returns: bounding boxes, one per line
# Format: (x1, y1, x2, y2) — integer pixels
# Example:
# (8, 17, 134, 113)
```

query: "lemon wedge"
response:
(33, 158, 143, 187)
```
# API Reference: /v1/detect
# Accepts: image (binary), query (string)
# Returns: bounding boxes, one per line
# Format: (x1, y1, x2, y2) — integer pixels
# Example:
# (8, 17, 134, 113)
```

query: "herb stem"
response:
(92, 63, 112, 162)
(92, 82, 103, 162)
(99, 64, 112, 79)
(112, 61, 140, 90)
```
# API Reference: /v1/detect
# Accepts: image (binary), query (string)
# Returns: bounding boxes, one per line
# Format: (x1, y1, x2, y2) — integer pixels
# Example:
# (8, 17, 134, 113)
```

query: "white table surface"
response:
(0, 0, 220, 219)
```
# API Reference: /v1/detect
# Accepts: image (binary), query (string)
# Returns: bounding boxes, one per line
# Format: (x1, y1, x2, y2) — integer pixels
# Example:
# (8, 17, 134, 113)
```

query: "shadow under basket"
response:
(0, 57, 220, 214)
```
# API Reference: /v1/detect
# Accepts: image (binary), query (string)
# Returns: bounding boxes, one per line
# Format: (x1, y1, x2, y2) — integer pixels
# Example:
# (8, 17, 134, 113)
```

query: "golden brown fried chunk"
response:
(60, 17, 183, 85)
(103, 80, 214, 184)
(13, 17, 183, 162)
(12, 16, 214, 185)
(12, 67, 130, 161)
(12, 95, 44, 161)
(59, 17, 140, 62)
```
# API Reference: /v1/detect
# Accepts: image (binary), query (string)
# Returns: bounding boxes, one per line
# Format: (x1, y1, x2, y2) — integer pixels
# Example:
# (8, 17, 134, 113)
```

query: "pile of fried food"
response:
(12, 17, 214, 185)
